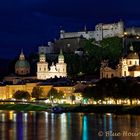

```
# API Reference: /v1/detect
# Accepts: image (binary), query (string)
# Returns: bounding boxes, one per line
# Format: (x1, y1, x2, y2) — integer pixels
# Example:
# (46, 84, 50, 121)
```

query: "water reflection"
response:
(0, 111, 140, 140)
(82, 116, 88, 140)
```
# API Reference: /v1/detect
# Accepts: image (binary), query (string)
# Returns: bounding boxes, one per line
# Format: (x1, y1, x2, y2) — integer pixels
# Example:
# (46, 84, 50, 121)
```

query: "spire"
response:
(60, 49, 63, 55)
(130, 42, 134, 51)
(84, 25, 87, 32)
(19, 49, 25, 60)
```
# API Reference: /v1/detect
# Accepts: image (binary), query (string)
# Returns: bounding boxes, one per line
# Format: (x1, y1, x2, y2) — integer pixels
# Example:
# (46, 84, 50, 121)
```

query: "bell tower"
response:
(37, 53, 48, 79)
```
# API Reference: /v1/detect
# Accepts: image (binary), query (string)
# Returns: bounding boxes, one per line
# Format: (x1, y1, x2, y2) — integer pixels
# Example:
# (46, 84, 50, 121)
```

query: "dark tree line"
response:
(82, 77, 140, 105)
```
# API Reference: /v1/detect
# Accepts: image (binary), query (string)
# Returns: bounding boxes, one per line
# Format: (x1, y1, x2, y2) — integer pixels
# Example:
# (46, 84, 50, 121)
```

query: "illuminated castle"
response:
(37, 50, 67, 80)
(60, 21, 124, 41)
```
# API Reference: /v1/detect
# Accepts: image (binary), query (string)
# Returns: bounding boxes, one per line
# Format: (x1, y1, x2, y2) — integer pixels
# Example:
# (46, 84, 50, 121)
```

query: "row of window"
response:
(39, 67, 47, 71)
(16, 70, 29, 74)
(129, 61, 137, 65)
(38, 67, 65, 72)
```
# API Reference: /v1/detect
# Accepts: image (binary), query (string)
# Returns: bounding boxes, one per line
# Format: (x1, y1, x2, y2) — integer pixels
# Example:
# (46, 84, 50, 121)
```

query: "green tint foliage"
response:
(56, 37, 123, 76)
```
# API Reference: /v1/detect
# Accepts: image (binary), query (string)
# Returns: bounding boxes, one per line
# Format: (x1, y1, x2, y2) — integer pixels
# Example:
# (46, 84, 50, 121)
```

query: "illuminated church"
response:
(15, 50, 30, 75)
(100, 45, 140, 78)
(37, 50, 67, 80)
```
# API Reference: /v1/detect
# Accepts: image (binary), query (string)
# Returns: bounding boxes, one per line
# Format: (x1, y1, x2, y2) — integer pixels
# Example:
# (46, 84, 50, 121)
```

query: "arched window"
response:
(135, 61, 137, 65)
(129, 61, 132, 65)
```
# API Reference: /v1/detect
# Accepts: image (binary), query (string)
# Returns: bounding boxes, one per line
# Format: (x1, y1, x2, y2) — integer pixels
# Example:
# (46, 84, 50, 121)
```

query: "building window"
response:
(111, 74, 114, 78)
(129, 61, 131, 65)
(135, 61, 137, 65)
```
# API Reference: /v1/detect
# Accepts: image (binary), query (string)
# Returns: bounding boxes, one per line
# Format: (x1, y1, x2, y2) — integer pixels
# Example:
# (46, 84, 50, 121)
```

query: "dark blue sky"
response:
(1, 0, 140, 58)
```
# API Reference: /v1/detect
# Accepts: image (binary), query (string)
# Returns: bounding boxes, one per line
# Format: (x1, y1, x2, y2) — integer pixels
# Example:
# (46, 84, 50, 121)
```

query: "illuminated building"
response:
(15, 50, 30, 75)
(0, 83, 74, 100)
(60, 21, 124, 41)
(100, 45, 140, 78)
(37, 50, 67, 80)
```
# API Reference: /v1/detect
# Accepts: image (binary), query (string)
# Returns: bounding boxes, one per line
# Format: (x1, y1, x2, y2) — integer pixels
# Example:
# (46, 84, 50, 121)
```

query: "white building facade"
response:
(37, 50, 67, 80)
(60, 21, 124, 41)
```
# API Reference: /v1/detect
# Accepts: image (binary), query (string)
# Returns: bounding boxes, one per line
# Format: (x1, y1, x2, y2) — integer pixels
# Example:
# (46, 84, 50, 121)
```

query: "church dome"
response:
(15, 60, 30, 69)
(15, 50, 30, 75)
(126, 52, 139, 59)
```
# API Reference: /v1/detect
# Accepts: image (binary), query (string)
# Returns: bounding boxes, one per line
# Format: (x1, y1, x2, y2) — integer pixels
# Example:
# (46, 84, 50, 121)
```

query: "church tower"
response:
(58, 49, 64, 63)
(37, 53, 49, 80)
(37, 49, 67, 80)
(56, 50, 67, 77)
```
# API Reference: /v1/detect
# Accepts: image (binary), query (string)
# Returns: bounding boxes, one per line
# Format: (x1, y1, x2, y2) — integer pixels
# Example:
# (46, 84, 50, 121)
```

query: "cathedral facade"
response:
(37, 50, 67, 80)
(100, 49, 140, 79)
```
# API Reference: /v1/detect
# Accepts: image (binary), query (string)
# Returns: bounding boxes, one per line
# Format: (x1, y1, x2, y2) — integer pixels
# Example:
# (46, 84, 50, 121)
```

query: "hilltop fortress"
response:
(60, 21, 124, 41)
(38, 20, 140, 55)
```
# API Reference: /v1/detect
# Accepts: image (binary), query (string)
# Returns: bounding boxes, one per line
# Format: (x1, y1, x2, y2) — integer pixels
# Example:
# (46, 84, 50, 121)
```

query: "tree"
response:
(31, 86, 43, 99)
(47, 88, 64, 103)
(13, 90, 31, 100)
(124, 79, 140, 105)
(100, 37, 123, 61)
(81, 85, 101, 104)
(70, 94, 76, 104)
(84, 37, 123, 75)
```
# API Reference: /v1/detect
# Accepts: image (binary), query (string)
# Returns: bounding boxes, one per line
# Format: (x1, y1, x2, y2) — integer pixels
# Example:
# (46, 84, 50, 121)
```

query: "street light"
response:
(124, 32, 128, 35)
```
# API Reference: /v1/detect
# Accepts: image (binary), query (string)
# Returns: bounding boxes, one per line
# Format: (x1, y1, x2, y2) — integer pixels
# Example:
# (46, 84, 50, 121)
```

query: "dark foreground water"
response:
(0, 111, 140, 140)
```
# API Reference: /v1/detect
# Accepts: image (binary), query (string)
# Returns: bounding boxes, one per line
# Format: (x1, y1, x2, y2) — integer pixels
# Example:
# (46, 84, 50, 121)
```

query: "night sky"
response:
(1, 0, 140, 58)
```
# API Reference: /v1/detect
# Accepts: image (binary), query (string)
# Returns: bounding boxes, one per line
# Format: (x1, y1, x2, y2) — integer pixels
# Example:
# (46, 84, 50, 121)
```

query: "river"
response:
(0, 111, 140, 140)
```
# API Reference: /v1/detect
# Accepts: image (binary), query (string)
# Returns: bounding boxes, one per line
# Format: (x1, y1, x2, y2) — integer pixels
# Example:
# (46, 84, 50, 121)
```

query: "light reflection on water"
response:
(0, 111, 140, 140)
(82, 116, 88, 140)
